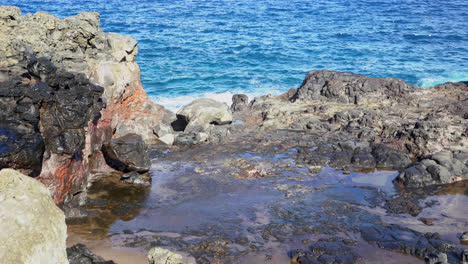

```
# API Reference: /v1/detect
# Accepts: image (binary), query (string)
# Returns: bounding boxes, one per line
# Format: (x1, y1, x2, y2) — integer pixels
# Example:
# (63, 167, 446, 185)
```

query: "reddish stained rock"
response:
(38, 154, 87, 205)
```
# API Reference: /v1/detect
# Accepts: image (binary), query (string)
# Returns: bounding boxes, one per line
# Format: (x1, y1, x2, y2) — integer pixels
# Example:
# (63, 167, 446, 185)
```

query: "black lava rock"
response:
(102, 133, 151, 173)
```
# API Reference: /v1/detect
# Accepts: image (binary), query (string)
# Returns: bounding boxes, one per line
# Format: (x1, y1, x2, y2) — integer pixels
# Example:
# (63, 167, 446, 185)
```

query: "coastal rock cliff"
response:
(0, 6, 170, 209)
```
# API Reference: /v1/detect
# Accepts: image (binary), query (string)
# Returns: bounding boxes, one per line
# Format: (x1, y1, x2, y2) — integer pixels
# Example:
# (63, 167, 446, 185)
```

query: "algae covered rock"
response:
(0, 168, 68, 264)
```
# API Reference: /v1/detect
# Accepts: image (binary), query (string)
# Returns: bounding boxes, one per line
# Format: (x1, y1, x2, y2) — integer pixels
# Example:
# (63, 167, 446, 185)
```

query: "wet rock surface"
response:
(68, 128, 468, 263)
(396, 150, 468, 188)
(67, 243, 114, 264)
(80, 71, 465, 262)
(102, 133, 150, 173)
(290, 237, 363, 264)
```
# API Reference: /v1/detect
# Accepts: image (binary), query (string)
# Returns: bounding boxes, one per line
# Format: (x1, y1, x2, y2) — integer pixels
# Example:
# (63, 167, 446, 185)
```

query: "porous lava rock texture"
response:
(0, 6, 171, 211)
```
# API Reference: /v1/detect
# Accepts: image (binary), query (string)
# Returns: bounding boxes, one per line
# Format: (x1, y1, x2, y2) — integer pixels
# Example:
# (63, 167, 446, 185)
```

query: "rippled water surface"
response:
(6, 0, 468, 109)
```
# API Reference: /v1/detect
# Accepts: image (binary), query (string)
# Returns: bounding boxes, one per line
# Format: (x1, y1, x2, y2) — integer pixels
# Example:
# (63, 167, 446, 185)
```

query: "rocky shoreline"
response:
(0, 6, 467, 264)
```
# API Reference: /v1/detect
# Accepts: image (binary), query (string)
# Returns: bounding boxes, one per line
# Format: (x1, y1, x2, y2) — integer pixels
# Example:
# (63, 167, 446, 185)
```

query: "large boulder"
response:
(177, 98, 232, 127)
(0, 168, 68, 264)
(395, 150, 468, 188)
(292, 70, 415, 104)
(173, 98, 232, 145)
(102, 133, 151, 173)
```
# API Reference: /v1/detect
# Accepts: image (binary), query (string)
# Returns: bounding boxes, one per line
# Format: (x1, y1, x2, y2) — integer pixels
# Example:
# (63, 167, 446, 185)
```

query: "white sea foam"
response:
(417, 73, 468, 88)
(150, 89, 284, 112)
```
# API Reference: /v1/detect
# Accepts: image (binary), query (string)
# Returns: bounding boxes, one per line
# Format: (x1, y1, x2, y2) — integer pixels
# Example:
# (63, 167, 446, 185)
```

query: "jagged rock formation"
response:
(396, 150, 468, 187)
(291, 69, 416, 104)
(0, 169, 68, 264)
(236, 70, 467, 187)
(0, 6, 172, 211)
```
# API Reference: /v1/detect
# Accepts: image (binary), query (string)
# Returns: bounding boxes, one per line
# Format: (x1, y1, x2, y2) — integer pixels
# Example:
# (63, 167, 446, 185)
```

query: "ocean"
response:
(5, 0, 468, 111)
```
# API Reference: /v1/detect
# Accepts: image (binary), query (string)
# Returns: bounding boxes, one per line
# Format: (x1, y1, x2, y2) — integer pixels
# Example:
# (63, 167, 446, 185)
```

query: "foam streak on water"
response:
(7, 0, 468, 109)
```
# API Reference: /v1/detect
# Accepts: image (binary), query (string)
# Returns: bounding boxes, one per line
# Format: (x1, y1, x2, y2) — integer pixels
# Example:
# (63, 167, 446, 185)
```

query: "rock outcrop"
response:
(177, 98, 232, 126)
(291, 69, 416, 104)
(0, 169, 68, 264)
(173, 98, 232, 145)
(0, 6, 172, 210)
(238, 70, 467, 187)
(395, 150, 468, 187)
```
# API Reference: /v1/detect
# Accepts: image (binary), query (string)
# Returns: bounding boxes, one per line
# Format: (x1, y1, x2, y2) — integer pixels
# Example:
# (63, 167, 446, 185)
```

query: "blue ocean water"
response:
(4, 0, 468, 110)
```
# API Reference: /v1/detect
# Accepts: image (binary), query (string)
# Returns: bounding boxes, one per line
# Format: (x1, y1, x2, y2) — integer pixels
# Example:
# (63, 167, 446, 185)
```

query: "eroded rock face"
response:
(0, 168, 68, 264)
(0, 6, 172, 208)
(0, 56, 104, 205)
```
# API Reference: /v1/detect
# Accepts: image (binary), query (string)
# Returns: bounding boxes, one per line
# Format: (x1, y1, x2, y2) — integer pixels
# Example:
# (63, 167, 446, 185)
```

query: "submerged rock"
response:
(0, 168, 68, 264)
(290, 237, 362, 264)
(360, 224, 461, 263)
(102, 133, 151, 173)
(120, 171, 150, 186)
(461, 231, 468, 244)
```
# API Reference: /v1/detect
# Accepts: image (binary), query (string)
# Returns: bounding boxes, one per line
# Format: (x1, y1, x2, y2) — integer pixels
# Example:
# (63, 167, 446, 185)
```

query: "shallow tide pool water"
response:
(66, 145, 468, 263)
